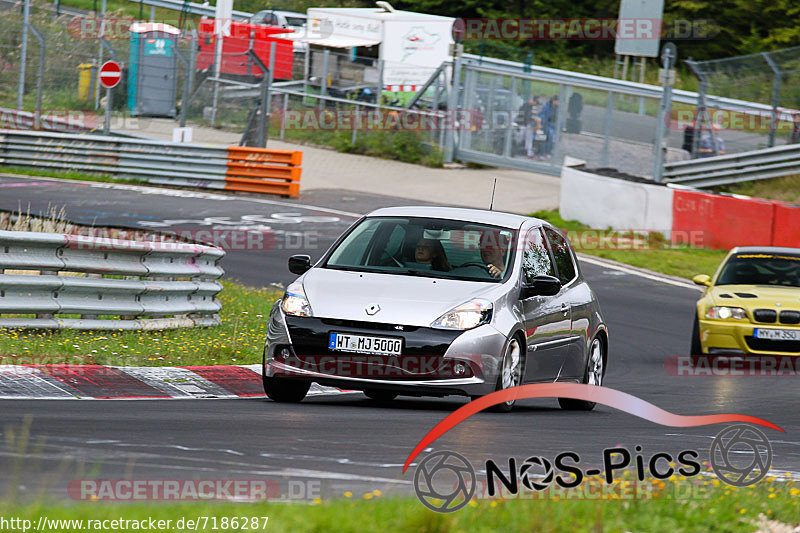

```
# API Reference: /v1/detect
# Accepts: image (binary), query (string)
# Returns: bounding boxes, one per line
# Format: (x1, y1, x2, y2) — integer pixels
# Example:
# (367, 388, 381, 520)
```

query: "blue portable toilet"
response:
(128, 22, 181, 117)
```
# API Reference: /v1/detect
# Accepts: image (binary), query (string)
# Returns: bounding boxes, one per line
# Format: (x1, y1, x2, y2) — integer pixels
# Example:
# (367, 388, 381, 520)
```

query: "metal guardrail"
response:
(0, 230, 225, 330)
(663, 144, 800, 188)
(0, 130, 303, 197)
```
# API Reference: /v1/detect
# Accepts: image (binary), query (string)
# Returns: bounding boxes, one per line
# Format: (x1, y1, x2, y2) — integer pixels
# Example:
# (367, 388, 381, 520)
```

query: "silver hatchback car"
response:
(263, 206, 608, 411)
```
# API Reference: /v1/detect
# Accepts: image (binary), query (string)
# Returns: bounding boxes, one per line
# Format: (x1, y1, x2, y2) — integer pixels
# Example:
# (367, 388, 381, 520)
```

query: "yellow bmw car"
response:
(691, 246, 800, 357)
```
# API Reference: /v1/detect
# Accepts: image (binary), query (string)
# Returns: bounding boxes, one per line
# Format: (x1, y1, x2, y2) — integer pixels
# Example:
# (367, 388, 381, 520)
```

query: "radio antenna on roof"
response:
(489, 178, 497, 211)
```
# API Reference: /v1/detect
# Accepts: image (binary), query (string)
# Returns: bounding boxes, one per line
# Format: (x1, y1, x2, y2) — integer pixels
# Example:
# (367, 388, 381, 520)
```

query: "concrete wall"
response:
(559, 157, 674, 237)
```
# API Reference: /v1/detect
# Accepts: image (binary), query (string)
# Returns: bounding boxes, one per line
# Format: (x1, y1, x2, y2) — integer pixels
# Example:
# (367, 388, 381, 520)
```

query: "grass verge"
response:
(531, 209, 728, 280)
(0, 476, 798, 532)
(0, 166, 145, 185)
(0, 281, 281, 366)
(713, 174, 800, 204)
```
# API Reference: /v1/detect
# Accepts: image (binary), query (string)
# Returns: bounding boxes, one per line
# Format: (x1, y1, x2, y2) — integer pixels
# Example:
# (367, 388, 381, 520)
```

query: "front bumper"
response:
(699, 319, 800, 356)
(263, 305, 509, 397)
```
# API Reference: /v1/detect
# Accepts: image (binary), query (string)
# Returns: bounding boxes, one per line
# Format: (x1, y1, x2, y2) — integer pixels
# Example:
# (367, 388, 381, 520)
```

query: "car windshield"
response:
(324, 217, 517, 282)
(251, 11, 269, 22)
(716, 252, 800, 288)
(285, 16, 306, 27)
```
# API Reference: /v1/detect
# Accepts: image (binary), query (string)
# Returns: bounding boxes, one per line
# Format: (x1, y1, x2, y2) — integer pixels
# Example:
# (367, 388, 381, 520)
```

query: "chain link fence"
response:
(1, 4, 127, 122)
(0, 3, 201, 132)
(453, 59, 688, 178)
(685, 46, 800, 156)
(4, 4, 798, 178)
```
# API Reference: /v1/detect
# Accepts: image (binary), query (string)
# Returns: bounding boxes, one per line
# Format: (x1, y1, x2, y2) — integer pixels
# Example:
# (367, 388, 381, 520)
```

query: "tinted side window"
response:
(522, 228, 555, 283)
(544, 227, 576, 284)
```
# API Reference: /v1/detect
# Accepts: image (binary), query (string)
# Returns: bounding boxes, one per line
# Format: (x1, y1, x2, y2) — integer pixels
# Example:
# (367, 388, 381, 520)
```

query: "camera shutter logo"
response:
(414, 451, 476, 513)
(520, 456, 555, 491)
(710, 425, 772, 487)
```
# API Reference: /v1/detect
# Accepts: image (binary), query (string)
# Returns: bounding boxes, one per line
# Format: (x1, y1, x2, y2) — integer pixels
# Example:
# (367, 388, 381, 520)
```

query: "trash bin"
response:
(77, 63, 97, 106)
(566, 92, 583, 134)
(128, 22, 180, 117)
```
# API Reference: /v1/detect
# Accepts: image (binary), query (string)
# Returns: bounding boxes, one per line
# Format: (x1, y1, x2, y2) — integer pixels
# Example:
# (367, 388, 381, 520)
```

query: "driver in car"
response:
(480, 230, 510, 278)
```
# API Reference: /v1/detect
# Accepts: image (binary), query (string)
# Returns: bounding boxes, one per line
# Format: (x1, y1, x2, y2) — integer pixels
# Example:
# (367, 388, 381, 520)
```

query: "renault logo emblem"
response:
(365, 304, 381, 315)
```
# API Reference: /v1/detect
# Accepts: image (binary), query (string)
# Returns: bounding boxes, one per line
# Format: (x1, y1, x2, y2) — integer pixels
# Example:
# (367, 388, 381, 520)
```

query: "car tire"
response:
(364, 390, 398, 402)
(489, 336, 524, 413)
(690, 313, 705, 365)
(559, 336, 605, 411)
(263, 376, 310, 403)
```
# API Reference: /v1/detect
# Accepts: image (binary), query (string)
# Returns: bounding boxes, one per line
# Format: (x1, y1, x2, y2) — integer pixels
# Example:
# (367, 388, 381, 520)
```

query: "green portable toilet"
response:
(128, 22, 180, 117)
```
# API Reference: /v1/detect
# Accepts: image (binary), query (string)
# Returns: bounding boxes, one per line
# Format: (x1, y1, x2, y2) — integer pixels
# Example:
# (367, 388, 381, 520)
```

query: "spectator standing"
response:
(789, 113, 800, 144)
(698, 124, 725, 157)
(539, 95, 559, 156)
(518, 98, 540, 158)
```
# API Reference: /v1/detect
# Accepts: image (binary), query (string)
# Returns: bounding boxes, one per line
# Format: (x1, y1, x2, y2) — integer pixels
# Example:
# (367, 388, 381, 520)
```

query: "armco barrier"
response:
(224, 146, 302, 197)
(0, 230, 225, 330)
(671, 190, 777, 250)
(559, 157, 674, 236)
(663, 144, 800, 188)
(559, 159, 800, 251)
(0, 130, 302, 198)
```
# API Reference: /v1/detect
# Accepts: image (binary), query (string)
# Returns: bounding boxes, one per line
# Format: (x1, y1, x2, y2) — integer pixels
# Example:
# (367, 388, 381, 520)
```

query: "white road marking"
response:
(0, 174, 362, 218)
(579, 254, 702, 291)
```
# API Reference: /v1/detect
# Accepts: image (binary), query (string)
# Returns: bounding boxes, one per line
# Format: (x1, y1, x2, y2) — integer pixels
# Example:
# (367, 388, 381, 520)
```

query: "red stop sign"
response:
(99, 60, 122, 89)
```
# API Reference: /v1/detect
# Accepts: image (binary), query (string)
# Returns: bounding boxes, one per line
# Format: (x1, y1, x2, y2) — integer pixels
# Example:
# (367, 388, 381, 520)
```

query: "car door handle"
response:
(561, 303, 569, 316)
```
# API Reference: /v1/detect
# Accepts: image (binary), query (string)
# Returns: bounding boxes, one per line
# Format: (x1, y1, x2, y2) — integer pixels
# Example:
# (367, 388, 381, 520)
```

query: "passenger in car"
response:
(414, 238, 451, 272)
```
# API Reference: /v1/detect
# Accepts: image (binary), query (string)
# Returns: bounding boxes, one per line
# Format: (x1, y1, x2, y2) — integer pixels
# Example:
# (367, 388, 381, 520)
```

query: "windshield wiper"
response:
(325, 265, 491, 282)
(401, 269, 454, 279)
(325, 265, 389, 274)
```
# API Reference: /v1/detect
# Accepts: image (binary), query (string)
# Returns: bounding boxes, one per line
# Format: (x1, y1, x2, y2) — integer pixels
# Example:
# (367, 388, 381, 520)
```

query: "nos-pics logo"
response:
(404, 384, 781, 513)
(413, 424, 773, 513)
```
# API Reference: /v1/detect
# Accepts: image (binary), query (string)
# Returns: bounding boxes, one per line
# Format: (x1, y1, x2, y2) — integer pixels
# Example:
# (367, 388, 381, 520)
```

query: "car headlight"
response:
(281, 281, 313, 317)
(705, 306, 747, 320)
(431, 299, 492, 330)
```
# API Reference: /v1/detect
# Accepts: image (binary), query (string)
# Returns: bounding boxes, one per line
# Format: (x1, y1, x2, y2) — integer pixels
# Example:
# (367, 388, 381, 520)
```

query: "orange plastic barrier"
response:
(224, 147, 302, 198)
(671, 190, 775, 250)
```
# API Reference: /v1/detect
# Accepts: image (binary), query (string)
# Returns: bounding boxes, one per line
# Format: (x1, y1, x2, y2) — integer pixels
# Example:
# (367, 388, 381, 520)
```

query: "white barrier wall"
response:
(559, 157, 674, 237)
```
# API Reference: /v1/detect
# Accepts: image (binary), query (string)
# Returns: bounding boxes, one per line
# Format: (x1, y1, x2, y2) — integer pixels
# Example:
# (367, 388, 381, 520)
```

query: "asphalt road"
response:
(0, 176, 407, 287)
(1, 174, 798, 502)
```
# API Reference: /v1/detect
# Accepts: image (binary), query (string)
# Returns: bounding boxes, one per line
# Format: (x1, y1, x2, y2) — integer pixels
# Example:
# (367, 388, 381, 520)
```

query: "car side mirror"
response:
(692, 274, 712, 287)
(288, 254, 312, 275)
(520, 275, 561, 299)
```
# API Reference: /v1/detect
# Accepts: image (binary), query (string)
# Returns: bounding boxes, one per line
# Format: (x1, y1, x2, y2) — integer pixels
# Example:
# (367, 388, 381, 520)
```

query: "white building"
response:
(280, 2, 455, 92)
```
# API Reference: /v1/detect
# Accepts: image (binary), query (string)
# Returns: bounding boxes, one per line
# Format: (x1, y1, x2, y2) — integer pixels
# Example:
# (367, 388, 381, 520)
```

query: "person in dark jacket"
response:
(518, 98, 540, 158)
(539, 96, 558, 156)
(789, 113, 800, 145)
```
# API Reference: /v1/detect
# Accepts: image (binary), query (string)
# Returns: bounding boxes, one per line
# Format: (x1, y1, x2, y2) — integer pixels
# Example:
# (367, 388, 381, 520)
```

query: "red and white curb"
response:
(0, 364, 350, 400)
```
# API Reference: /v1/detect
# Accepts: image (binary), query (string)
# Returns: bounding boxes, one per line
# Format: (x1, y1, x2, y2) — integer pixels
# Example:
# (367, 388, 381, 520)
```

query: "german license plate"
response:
(754, 328, 800, 341)
(328, 333, 402, 356)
